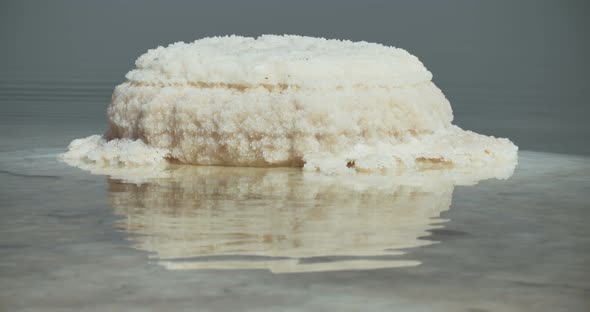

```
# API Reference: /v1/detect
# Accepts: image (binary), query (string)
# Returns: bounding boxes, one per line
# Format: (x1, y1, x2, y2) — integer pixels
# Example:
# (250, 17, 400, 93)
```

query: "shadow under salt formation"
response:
(107, 163, 515, 273)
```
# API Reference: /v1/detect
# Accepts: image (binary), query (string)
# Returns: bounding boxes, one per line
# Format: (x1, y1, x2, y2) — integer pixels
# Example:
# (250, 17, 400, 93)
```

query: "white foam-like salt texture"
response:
(126, 34, 432, 88)
(62, 135, 168, 166)
(61, 35, 518, 174)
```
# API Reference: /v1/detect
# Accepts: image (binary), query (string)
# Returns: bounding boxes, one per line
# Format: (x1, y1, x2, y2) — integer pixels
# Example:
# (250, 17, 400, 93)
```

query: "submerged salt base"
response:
(61, 135, 168, 166)
(62, 35, 518, 173)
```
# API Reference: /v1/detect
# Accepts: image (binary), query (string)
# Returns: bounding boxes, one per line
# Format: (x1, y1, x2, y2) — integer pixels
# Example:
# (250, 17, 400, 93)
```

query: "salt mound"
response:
(62, 35, 518, 174)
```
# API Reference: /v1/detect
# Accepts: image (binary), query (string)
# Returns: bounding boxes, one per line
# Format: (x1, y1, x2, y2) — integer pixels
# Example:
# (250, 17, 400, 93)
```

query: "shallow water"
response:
(1, 147, 589, 311)
(1, 78, 590, 311)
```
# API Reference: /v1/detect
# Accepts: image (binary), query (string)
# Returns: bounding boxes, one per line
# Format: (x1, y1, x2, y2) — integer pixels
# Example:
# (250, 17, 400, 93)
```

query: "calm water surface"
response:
(0, 79, 589, 311)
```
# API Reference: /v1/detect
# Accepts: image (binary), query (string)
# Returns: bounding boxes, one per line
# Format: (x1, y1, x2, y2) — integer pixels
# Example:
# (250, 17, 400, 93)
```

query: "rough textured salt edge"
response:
(60, 149, 516, 187)
(61, 135, 168, 166)
(60, 126, 517, 176)
(61, 35, 518, 175)
(302, 125, 518, 175)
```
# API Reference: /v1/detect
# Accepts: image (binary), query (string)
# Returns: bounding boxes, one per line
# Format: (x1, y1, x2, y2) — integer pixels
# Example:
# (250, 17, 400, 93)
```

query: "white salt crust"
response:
(61, 35, 518, 174)
(126, 34, 432, 89)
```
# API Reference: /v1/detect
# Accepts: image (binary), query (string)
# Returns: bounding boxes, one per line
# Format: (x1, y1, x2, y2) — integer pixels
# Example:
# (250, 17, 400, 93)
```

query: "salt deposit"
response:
(61, 35, 518, 174)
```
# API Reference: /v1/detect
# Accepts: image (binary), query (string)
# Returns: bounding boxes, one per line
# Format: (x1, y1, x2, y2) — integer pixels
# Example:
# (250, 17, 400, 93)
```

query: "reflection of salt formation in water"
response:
(109, 164, 515, 273)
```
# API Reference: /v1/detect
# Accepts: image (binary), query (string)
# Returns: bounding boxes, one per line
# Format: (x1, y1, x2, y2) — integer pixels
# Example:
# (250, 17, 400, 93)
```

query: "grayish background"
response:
(0, 0, 588, 155)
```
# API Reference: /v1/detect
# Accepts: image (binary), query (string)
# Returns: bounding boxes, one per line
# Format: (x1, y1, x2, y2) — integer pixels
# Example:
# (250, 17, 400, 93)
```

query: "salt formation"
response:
(62, 35, 518, 174)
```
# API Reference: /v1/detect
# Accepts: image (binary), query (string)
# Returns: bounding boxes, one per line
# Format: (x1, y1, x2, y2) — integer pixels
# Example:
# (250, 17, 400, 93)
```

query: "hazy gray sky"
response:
(1, 1, 587, 85)
(1, 0, 588, 154)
